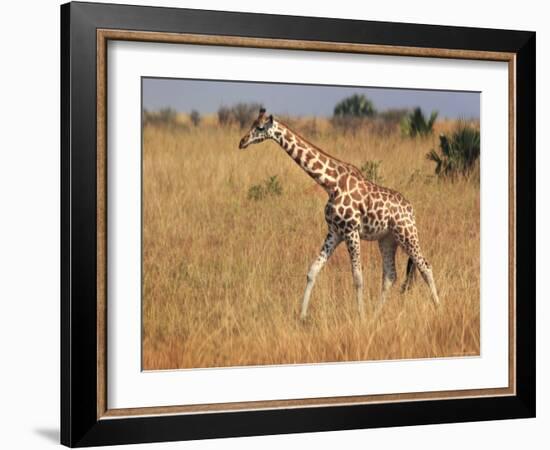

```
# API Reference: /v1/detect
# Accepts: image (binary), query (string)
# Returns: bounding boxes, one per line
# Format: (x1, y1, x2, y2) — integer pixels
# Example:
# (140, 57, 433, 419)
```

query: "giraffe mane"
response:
(275, 118, 365, 178)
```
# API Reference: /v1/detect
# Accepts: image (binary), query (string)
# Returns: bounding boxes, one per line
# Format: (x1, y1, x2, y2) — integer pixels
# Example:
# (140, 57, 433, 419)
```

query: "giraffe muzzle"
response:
(238, 138, 249, 149)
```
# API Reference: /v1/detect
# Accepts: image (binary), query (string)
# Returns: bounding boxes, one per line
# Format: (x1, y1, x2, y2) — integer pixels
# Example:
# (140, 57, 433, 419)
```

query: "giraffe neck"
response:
(271, 122, 343, 192)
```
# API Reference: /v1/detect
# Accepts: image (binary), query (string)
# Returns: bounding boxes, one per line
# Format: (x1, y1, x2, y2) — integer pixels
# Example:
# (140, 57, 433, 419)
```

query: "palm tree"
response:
(402, 107, 438, 137)
(426, 122, 480, 179)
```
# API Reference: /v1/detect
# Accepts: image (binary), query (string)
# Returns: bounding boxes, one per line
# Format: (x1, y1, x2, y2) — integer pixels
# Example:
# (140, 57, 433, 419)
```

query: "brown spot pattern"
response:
(256, 120, 438, 311)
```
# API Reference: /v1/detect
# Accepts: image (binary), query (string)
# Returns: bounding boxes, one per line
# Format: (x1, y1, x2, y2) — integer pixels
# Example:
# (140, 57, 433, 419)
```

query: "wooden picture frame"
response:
(61, 1, 535, 446)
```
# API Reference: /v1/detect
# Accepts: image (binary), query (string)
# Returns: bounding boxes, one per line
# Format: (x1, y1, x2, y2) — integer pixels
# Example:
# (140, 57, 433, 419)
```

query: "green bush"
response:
(333, 94, 376, 118)
(426, 123, 480, 179)
(247, 184, 265, 201)
(401, 107, 438, 137)
(360, 160, 383, 184)
(248, 175, 283, 201)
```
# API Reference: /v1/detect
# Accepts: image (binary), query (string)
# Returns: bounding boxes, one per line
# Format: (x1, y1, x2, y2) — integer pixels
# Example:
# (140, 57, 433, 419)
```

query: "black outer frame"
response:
(61, 1, 535, 447)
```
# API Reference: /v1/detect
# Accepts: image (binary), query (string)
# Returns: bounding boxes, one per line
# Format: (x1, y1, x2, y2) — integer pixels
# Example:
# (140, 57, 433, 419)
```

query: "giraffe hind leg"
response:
(378, 234, 397, 304)
(393, 230, 440, 307)
(417, 261, 441, 307)
(401, 257, 416, 293)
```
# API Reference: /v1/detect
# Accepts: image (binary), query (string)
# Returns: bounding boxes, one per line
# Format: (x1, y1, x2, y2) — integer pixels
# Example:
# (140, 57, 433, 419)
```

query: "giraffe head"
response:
(238, 108, 274, 149)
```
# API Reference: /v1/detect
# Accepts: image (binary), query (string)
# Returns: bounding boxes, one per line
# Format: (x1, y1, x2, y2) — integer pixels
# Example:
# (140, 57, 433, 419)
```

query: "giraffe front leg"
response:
(300, 231, 342, 320)
(345, 230, 365, 319)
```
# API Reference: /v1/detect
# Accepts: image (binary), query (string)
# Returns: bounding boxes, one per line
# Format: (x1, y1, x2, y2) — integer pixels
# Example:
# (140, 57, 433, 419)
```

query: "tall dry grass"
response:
(142, 116, 479, 370)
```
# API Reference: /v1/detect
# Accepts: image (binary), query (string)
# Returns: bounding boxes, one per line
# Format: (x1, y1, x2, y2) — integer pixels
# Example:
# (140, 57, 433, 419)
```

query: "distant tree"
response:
(190, 109, 201, 127)
(232, 102, 263, 128)
(333, 94, 376, 118)
(142, 107, 179, 127)
(401, 107, 438, 137)
(217, 106, 232, 125)
(157, 107, 178, 124)
(217, 102, 264, 127)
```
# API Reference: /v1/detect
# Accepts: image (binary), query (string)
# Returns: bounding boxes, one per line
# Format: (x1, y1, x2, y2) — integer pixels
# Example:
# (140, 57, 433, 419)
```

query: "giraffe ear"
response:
(268, 114, 273, 123)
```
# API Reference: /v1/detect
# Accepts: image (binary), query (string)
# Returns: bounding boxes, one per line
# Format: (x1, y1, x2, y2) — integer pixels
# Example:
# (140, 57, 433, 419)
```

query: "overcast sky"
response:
(143, 77, 479, 119)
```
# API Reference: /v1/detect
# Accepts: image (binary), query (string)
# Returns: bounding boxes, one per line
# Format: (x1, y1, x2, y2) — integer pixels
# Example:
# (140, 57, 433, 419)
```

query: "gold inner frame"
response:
(96, 29, 516, 420)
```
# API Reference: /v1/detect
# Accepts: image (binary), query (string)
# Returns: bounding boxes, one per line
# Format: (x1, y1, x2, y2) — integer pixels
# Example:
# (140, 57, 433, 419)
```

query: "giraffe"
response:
(239, 108, 440, 320)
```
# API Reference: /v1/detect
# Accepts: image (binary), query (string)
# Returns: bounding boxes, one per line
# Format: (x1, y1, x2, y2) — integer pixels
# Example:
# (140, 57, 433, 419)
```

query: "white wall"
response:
(0, 1, 545, 449)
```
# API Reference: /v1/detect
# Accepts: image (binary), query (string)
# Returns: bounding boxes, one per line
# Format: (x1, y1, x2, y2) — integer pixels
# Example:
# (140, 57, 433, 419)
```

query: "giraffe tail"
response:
(400, 257, 416, 293)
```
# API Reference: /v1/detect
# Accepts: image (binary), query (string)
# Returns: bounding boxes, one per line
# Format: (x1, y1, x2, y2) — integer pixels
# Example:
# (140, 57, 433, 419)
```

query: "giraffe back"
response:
(324, 168, 415, 241)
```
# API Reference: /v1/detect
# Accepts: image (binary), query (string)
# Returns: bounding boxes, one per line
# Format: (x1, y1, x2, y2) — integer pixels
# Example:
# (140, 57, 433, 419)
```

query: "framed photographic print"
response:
(61, 1, 536, 447)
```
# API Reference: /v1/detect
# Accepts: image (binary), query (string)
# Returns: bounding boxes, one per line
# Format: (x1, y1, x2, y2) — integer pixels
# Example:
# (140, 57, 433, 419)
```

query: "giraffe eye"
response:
(256, 126, 265, 131)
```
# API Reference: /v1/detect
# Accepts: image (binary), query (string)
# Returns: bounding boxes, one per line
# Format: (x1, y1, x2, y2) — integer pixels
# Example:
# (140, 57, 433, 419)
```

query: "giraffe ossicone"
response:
(239, 108, 440, 320)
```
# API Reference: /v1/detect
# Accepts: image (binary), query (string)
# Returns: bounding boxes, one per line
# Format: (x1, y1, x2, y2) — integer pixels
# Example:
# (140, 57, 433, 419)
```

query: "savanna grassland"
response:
(142, 114, 480, 370)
